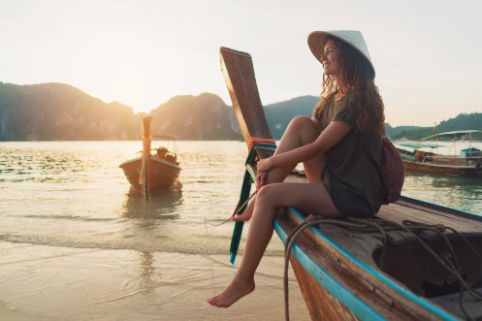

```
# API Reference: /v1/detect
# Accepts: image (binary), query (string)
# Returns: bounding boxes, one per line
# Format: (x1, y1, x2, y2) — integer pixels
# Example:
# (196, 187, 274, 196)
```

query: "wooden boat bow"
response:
(220, 46, 482, 321)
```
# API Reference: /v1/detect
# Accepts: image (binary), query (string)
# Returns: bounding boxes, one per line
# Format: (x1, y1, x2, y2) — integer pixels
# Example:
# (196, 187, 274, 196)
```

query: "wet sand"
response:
(0, 241, 310, 321)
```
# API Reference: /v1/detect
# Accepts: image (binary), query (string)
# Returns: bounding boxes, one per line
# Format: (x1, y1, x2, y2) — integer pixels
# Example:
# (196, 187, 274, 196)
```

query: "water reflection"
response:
(121, 182, 183, 220)
(404, 170, 481, 189)
(139, 251, 156, 295)
(403, 171, 482, 214)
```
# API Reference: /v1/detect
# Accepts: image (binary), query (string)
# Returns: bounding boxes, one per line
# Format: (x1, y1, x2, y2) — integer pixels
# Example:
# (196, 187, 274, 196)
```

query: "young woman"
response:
(208, 30, 385, 308)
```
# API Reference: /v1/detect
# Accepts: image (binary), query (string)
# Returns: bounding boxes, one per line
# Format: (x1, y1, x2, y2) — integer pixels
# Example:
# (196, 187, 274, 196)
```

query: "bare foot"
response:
(207, 278, 255, 308)
(232, 197, 255, 221)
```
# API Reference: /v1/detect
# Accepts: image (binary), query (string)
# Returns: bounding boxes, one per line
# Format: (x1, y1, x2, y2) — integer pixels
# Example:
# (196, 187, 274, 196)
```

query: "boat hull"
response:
(119, 157, 180, 192)
(402, 159, 481, 177)
(290, 258, 360, 321)
(398, 149, 482, 177)
(274, 201, 482, 321)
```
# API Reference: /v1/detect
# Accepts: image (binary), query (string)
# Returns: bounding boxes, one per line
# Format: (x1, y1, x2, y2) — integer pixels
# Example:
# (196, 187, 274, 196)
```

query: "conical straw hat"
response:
(308, 30, 375, 76)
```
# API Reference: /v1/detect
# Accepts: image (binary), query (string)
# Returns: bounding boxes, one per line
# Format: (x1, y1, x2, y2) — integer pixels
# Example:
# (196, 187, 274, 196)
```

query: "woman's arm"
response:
(257, 120, 352, 172)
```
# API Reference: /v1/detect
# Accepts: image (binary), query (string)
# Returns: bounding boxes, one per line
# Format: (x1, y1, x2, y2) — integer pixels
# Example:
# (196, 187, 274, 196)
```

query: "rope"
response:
(207, 191, 257, 226)
(283, 215, 482, 321)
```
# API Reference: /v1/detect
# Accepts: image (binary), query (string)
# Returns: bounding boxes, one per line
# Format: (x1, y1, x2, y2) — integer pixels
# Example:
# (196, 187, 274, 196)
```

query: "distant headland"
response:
(0, 82, 480, 141)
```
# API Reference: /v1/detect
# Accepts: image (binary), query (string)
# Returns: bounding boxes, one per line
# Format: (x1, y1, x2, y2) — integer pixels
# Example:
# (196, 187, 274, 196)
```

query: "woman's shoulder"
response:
(332, 92, 361, 127)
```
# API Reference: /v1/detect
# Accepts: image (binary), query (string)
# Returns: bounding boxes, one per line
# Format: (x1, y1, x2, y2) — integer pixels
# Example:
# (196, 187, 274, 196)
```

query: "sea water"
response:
(0, 140, 480, 254)
(0, 140, 480, 320)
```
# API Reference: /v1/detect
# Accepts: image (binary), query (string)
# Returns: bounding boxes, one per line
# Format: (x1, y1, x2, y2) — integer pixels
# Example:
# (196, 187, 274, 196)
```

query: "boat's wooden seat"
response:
(379, 199, 482, 233)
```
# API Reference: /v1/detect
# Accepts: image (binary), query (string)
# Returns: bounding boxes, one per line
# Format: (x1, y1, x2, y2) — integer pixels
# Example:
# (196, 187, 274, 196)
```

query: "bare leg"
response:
(269, 116, 324, 183)
(235, 116, 324, 221)
(207, 182, 340, 307)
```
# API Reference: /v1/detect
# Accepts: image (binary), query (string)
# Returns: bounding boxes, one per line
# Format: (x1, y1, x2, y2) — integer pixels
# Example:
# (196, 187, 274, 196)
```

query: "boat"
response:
(397, 131, 482, 177)
(220, 47, 482, 321)
(119, 116, 181, 198)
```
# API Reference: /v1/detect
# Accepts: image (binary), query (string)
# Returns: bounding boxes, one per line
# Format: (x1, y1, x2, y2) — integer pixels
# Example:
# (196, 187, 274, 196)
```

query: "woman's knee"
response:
(287, 116, 320, 137)
(287, 116, 314, 131)
(256, 184, 280, 204)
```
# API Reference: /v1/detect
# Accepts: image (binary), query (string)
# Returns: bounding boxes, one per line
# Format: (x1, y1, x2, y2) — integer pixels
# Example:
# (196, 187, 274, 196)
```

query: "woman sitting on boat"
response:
(208, 30, 385, 308)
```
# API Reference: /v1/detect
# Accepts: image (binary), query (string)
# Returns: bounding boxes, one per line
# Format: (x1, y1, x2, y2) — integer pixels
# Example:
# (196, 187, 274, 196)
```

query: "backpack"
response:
(359, 134, 405, 204)
(379, 136, 405, 204)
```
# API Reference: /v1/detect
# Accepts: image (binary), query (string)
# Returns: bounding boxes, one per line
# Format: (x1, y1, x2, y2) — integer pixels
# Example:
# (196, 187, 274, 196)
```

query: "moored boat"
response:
(397, 131, 482, 177)
(119, 116, 181, 198)
(220, 47, 482, 321)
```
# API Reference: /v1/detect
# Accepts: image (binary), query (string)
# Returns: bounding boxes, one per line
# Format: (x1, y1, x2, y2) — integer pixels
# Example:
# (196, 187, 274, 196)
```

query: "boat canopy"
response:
(399, 142, 442, 149)
(421, 130, 481, 141)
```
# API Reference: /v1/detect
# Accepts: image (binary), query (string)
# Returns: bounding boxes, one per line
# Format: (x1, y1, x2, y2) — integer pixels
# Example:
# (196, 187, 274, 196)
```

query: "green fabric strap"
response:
(229, 143, 276, 264)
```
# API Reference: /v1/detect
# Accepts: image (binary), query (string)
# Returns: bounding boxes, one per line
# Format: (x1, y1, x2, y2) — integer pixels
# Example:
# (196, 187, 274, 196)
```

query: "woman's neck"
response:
(333, 76, 348, 100)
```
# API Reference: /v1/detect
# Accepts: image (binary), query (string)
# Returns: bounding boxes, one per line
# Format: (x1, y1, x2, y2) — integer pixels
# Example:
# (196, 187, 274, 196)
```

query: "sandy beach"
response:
(0, 241, 310, 321)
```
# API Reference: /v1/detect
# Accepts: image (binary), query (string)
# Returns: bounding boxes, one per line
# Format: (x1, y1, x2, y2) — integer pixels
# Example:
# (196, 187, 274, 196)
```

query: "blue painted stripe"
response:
(274, 219, 386, 321)
(282, 208, 459, 321)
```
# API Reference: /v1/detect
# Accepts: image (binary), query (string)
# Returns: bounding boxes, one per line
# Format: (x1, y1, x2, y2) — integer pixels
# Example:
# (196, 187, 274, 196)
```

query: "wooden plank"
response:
(378, 202, 482, 232)
(220, 47, 273, 145)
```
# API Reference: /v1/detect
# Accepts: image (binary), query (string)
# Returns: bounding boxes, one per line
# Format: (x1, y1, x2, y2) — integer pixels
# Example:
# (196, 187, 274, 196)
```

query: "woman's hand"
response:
(256, 157, 274, 172)
(255, 157, 275, 189)
(255, 171, 268, 190)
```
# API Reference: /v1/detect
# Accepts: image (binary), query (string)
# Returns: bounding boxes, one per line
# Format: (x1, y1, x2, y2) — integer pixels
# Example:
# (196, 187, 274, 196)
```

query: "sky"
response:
(1, 0, 481, 126)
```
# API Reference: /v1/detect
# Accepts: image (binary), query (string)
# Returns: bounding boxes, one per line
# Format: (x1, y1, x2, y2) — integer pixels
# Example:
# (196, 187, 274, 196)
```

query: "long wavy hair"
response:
(313, 36, 385, 137)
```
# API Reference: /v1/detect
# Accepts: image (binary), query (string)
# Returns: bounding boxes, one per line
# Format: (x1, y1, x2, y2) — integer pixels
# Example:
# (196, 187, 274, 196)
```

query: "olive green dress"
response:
(314, 95, 384, 218)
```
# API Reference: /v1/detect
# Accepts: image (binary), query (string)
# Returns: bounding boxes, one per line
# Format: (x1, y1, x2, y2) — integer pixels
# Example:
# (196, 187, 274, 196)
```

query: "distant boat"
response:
(397, 130, 482, 177)
(119, 116, 181, 198)
(220, 47, 482, 321)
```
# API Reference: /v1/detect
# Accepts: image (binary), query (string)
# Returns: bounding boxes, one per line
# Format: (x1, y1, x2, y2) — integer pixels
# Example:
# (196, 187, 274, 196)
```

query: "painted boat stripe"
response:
(274, 219, 385, 321)
(403, 160, 475, 169)
(277, 208, 459, 321)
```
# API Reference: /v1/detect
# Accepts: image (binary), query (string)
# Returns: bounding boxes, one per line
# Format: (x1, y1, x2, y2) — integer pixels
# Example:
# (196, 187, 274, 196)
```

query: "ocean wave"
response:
(0, 233, 284, 257)
(17, 214, 118, 222)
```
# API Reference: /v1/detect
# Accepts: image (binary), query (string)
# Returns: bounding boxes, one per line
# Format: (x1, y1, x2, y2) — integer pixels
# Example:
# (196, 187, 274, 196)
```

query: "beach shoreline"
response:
(0, 241, 310, 321)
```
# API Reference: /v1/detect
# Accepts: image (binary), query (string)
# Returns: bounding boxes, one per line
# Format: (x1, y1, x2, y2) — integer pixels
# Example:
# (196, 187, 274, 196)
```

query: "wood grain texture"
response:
(291, 258, 360, 321)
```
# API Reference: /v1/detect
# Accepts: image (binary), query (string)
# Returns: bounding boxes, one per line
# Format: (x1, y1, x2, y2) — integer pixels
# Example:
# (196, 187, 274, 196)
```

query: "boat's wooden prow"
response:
(220, 47, 273, 147)
(220, 47, 278, 264)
